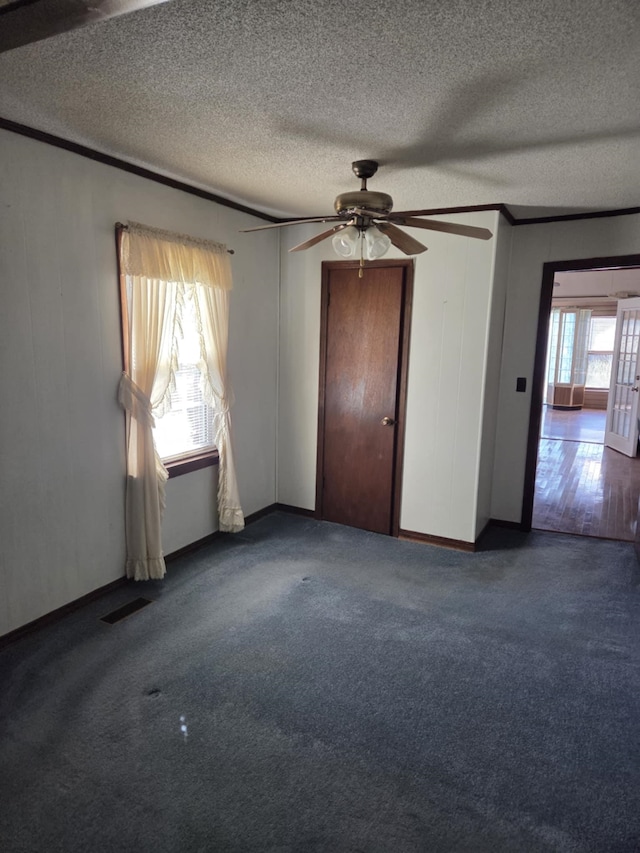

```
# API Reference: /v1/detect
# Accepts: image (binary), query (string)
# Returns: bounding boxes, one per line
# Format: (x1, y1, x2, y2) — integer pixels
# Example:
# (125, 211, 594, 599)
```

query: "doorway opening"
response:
(524, 255, 640, 542)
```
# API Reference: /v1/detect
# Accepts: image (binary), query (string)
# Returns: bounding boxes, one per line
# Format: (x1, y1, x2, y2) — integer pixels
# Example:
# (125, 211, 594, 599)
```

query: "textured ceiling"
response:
(1, 0, 639, 219)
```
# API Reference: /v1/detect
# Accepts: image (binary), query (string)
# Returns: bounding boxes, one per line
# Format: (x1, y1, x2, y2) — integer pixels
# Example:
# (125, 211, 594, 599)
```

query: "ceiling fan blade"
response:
(0, 0, 172, 53)
(289, 222, 354, 253)
(377, 222, 428, 255)
(241, 216, 342, 233)
(389, 216, 493, 241)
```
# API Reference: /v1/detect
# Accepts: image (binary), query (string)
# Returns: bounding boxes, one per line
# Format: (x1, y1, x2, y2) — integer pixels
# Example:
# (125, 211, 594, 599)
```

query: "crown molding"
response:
(0, 116, 280, 223)
(1, 117, 638, 228)
(511, 207, 640, 226)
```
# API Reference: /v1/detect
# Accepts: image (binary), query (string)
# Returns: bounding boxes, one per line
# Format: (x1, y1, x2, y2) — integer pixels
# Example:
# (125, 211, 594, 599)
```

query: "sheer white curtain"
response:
(118, 222, 244, 581)
(194, 283, 244, 531)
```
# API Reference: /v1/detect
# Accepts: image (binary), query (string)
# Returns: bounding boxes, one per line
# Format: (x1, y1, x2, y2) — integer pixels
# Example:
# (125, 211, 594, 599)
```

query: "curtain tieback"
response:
(118, 373, 155, 428)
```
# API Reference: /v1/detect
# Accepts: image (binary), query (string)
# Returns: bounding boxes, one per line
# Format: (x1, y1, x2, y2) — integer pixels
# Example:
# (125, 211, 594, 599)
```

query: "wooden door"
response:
(316, 260, 412, 535)
(605, 297, 640, 457)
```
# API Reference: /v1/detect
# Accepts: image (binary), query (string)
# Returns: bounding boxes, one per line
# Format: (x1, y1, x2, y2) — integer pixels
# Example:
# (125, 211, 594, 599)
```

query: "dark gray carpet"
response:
(1, 513, 640, 852)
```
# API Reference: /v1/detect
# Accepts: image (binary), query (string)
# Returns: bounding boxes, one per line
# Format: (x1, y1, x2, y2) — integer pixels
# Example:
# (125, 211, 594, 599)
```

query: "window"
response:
(585, 316, 616, 389)
(546, 308, 590, 388)
(117, 220, 244, 580)
(152, 291, 216, 462)
(547, 308, 617, 397)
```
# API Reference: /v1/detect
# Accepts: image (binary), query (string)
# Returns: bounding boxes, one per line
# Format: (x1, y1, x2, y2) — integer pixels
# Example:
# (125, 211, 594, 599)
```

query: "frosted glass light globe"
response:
(332, 225, 359, 257)
(364, 226, 391, 260)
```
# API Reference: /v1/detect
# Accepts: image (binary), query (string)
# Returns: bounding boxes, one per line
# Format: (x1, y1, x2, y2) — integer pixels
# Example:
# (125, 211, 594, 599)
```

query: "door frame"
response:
(315, 258, 414, 536)
(522, 252, 640, 530)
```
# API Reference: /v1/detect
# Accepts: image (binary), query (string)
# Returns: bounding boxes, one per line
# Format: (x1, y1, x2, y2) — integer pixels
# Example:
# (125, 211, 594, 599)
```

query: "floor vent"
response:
(100, 598, 153, 624)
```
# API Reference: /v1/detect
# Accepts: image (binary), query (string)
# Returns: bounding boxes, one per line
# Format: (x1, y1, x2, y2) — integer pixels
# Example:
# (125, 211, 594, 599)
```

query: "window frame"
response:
(585, 314, 617, 390)
(165, 449, 218, 479)
(116, 224, 219, 479)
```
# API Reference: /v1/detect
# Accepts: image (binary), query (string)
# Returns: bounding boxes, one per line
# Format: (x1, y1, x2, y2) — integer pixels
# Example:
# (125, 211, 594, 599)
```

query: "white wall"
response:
(162, 466, 218, 555)
(0, 129, 279, 635)
(7, 126, 636, 637)
(278, 211, 501, 544)
(491, 213, 640, 523)
(475, 215, 511, 538)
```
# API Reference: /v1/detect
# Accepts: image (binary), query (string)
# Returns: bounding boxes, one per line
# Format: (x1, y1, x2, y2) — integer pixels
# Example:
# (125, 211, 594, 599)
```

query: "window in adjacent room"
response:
(585, 315, 616, 389)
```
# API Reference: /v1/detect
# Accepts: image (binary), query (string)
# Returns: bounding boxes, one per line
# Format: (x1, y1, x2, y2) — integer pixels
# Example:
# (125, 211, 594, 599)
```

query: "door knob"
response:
(381, 416, 396, 426)
(633, 387, 639, 393)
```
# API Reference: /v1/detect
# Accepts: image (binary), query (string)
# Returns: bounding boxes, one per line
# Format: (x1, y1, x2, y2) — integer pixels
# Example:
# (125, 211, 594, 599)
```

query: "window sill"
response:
(164, 449, 219, 479)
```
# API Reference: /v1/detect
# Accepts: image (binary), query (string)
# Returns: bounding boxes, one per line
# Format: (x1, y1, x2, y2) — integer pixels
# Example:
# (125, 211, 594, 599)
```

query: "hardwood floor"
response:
(533, 407, 640, 541)
(541, 406, 606, 443)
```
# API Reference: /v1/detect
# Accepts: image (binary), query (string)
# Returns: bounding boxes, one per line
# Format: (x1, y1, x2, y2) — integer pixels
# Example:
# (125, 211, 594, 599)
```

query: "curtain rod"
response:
(115, 222, 234, 254)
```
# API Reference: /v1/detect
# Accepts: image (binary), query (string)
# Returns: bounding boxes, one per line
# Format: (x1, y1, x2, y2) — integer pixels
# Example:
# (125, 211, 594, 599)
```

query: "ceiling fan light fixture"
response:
(364, 225, 391, 260)
(241, 160, 492, 258)
(332, 225, 359, 257)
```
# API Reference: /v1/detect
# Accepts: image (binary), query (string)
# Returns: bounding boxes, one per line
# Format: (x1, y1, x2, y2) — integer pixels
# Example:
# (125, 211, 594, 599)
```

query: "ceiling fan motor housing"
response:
(334, 190, 393, 216)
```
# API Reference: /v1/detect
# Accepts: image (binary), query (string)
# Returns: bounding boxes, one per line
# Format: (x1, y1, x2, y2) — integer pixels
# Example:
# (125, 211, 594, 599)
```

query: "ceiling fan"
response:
(241, 160, 493, 274)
